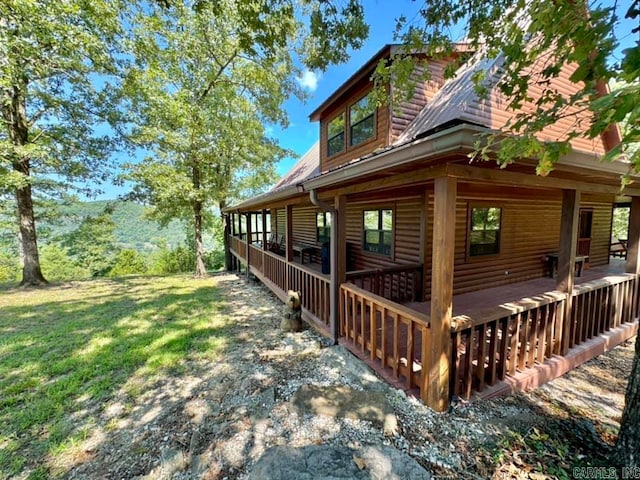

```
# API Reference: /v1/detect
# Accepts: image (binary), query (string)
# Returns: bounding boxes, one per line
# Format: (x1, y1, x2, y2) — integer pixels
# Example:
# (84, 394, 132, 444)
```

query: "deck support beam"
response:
(427, 176, 456, 411)
(626, 196, 640, 275)
(558, 189, 580, 355)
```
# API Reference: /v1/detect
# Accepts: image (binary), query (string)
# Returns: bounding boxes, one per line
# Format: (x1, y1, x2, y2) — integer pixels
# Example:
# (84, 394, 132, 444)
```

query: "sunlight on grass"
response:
(0, 275, 231, 479)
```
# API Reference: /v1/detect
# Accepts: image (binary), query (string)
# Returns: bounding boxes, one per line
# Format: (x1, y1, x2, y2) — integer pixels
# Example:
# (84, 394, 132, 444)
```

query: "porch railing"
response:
(340, 282, 431, 399)
(450, 273, 639, 399)
(450, 292, 566, 399)
(240, 243, 331, 328)
(229, 236, 246, 261)
(346, 263, 423, 303)
(567, 274, 639, 350)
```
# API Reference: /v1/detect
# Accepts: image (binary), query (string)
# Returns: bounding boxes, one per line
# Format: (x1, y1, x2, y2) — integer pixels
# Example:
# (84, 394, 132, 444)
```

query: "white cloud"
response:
(296, 70, 320, 92)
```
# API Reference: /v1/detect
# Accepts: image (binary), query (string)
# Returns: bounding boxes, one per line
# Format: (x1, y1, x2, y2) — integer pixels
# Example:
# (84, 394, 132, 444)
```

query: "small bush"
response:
(40, 245, 90, 281)
(108, 249, 148, 277)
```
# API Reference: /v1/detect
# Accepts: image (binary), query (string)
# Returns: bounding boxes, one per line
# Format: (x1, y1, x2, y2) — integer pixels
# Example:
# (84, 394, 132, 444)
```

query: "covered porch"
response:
(225, 145, 640, 411)
(340, 258, 638, 404)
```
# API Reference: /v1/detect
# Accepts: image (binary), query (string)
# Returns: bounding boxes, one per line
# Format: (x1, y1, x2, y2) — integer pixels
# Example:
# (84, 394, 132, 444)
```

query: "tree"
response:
(123, 0, 368, 277)
(0, 0, 126, 286)
(59, 207, 119, 277)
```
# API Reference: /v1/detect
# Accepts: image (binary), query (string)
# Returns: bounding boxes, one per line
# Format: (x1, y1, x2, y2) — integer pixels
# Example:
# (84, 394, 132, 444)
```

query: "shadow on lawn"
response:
(0, 275, 245, 479)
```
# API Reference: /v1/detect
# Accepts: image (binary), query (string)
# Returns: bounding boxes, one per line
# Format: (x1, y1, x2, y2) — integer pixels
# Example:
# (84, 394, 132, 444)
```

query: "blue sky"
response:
(94, 0, 637, 200)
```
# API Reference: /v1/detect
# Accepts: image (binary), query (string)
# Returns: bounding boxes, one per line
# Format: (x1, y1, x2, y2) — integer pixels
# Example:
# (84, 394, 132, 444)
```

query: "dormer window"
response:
(327, 113, 345, 157)
(349, 93, 375, 147)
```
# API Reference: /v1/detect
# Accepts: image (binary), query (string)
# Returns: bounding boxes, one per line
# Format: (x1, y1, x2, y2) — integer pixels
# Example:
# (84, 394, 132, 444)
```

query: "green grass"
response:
(0, 275, 230, 479)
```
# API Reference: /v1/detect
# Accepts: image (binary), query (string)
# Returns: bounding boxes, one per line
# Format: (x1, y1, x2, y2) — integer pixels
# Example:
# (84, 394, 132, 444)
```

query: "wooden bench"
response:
(545, 253, 588, 278)
(292, 242, 317, 264)
(610, 239, 627, 259)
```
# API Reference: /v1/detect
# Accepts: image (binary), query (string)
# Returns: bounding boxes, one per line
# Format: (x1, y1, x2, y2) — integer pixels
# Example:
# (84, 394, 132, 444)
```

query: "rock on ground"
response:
(248, 444, 431, 480)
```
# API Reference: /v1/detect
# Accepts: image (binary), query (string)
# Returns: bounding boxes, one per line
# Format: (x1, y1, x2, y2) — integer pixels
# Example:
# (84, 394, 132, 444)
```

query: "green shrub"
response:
(0, 252, 19, 283)
(108, 249, 148, 277)
(40, 245, 90, 281)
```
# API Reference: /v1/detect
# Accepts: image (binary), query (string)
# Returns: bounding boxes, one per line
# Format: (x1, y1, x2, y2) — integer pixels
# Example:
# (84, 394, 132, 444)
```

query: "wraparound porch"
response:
(229, 233, 639, 408)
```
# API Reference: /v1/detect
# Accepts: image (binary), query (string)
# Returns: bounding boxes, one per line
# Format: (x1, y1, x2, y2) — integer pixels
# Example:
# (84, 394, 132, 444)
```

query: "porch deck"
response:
(405, 259, 628, 317)
(340, 258, 638, 402)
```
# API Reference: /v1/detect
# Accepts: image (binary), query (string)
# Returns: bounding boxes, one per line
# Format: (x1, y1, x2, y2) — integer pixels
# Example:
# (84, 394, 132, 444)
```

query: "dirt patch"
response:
(58, 273, 633, 479)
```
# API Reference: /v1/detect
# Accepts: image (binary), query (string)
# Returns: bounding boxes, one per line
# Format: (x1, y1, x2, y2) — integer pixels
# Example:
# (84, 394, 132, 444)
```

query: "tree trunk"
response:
(2, 84, 47, 286)
(191, 164, 207, 277)
(220, 200, 233, 271)
(613, 334, 640, 468)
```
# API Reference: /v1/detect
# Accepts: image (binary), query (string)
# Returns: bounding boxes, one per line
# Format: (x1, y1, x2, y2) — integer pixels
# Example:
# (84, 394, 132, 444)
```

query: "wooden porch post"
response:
(558, 189, 581, 355)
(427, 176, 456, 412)
(626, 196, 640, 275)
(245, 212, 252, 279)
(261, 209, 268, 250)
(286, 204, 293, 290)
(332, 195, 346, 344)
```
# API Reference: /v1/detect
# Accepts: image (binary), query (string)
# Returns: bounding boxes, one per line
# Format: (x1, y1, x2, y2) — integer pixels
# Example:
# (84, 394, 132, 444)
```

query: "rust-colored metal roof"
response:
(396, 50, 607, 155)
(271, 141, 320, 191)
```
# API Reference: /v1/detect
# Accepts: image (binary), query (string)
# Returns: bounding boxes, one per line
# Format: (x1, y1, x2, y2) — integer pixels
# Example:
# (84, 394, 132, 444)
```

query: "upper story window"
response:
(327, 113, 345, 157)
(469, 206, 501, 256)
(317, 212, 331, 243)
(363, 208, 393, 256)
(349, 93, 375, 147)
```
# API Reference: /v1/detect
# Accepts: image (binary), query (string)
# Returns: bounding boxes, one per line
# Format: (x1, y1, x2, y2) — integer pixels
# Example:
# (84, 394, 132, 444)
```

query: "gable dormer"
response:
(310, 44, 470, 173)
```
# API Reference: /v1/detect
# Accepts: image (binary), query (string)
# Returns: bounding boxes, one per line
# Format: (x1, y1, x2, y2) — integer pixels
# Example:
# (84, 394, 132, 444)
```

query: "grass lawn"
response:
(0, 275, 230, 479)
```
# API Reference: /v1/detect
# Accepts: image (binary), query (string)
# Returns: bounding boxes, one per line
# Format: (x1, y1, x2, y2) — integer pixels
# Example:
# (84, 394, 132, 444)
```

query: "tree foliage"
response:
(122, 0, 366, 276)
(0, 0, 128, 285)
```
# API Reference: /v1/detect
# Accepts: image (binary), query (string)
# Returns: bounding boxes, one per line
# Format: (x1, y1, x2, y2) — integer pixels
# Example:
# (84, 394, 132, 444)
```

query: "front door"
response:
(577, 208, 593, 256)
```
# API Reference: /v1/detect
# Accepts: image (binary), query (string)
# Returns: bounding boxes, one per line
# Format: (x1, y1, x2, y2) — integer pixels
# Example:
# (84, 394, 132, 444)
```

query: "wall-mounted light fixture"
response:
(296, 183, 305, 193)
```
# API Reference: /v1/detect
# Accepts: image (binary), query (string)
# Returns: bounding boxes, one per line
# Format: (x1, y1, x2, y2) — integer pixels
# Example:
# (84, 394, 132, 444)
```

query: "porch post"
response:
(261, 209, 268, 250)
(224, 213, 232, 271)
(331, 195, 346, 344)
(286, 204, 293, 290)
(626, 196, 640, 275)
(427, 176, 456, 412)
(245, 212, 252, 279)
(558, 189, 581, 355)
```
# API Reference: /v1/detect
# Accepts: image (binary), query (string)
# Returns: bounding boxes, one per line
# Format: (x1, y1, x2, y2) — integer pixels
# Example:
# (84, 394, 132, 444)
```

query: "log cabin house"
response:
(223, 44, 640, 412)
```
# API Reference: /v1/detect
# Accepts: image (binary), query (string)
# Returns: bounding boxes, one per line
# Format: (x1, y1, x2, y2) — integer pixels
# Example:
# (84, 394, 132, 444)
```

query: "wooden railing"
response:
(567, 274, 639, 351)
(346, 263, 423, 303)
(235, 241, 330, 328)
(288, 263, 330, 327)
(229, 236, 246, 261)
(340, 282, 431, 399)
(450, 293, 566, 400)
(450, 274, 639, 400)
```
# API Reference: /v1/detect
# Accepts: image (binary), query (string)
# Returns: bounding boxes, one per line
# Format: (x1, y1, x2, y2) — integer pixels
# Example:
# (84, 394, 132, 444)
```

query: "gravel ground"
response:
(61, 273, 635, 480)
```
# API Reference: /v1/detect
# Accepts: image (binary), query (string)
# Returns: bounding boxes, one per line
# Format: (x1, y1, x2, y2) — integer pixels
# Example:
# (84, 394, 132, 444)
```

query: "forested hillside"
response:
(41, 200, 185, 251)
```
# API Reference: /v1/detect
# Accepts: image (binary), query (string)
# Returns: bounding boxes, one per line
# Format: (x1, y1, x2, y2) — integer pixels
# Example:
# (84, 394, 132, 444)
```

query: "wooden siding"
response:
(390, 59, 449, 142)
(430, 185, 615, 298)
(277, 185, 613, 299)
(581, 193, 614, 266)
(319, 82, 389, 173)
(345, 195, 423, 271)
(275, 208, 286, 239)
(292, 206, 321, 246)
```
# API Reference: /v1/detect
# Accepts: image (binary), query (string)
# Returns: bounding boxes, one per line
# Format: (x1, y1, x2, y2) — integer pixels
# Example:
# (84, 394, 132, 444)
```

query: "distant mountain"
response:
(40, 200, 186, 252)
